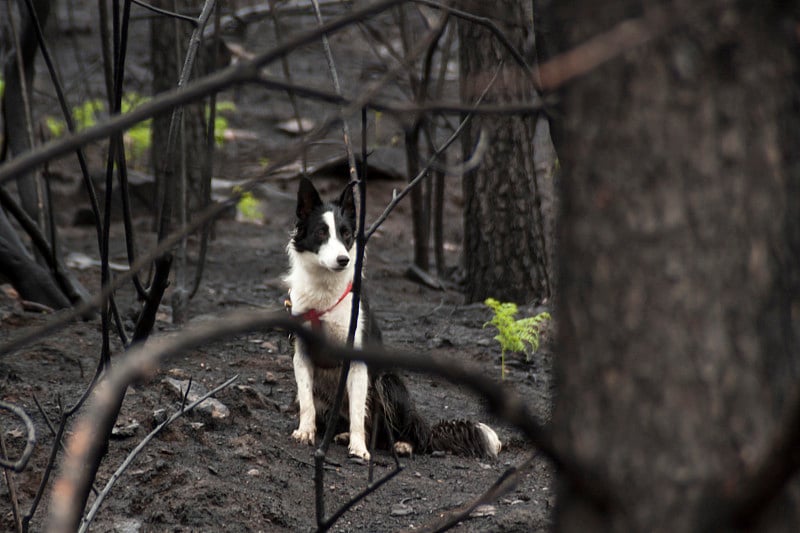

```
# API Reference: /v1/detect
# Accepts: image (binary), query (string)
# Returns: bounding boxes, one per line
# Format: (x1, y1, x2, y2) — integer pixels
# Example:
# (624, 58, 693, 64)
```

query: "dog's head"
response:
(291, 177, 357, 272)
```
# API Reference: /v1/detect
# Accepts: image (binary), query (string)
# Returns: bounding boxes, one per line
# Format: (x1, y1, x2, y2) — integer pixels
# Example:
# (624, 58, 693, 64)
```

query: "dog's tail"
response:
(373, 373, 502, 459)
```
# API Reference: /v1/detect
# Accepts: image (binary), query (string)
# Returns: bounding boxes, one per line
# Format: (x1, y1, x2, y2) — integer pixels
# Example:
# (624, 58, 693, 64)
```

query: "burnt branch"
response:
(0, 401, 36, 472)
(130, 0, 199, 26)
(78, 375, 239, 532)
(365, 63, 501, 240)
(310, 0, 359, 182)
(421, 453, 539, 532)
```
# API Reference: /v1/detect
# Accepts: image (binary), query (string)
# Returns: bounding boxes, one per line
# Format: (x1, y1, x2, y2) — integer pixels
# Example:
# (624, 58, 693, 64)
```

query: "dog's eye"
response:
(316, 227, 328, 239)
(340, 227, 351, 240)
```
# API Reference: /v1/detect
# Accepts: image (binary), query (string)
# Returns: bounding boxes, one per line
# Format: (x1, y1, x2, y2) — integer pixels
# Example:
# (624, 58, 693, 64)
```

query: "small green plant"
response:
(120, 92, 152, 161)
(45, 116, 65, 137)
(484, 298, 551, 379)
(233, 188, 262, 223)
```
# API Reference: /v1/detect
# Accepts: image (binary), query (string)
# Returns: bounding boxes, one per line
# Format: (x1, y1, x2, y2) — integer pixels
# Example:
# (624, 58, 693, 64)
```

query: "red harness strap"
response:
(301, 281, 353, 329)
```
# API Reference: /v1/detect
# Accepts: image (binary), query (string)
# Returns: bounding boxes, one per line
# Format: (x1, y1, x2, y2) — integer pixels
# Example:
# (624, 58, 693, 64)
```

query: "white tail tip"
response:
(476, 422, 502, 458)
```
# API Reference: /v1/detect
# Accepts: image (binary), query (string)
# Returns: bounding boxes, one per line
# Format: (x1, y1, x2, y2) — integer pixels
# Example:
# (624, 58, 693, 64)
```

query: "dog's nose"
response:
(337, 255, 350, 267)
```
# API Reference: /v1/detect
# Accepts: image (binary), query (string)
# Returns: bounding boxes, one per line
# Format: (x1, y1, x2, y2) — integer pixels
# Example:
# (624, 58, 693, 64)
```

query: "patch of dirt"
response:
(0, 3, 554, 531)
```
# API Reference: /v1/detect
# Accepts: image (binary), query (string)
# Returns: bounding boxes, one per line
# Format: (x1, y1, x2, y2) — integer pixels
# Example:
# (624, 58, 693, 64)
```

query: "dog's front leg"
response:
(291, 344, 316, 445)
(346, 361, 370, 460)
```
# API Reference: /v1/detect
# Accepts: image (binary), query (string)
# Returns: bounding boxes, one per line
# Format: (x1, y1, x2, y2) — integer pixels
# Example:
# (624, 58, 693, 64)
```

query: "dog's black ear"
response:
(297, 177, 323, 220)
(338, 181, 356, 222)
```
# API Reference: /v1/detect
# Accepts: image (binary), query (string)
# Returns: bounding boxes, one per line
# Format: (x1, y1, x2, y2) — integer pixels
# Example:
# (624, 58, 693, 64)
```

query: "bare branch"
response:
(0, 401, 36, 472)
(78, 375, 239, 532)
(420, 453, 539, 532)
(537, 5, 672, 91)
(366, 62, 502, 239)
(310, 0, 359, 182)
(130, 0, 199, 26)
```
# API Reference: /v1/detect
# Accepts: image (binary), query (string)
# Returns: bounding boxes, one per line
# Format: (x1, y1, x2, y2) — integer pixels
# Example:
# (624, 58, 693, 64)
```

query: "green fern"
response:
(484, 298, 550, 379)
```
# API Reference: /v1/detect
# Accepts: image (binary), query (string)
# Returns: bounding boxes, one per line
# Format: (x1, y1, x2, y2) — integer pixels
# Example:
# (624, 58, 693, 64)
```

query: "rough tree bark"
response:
(457, 0, 551, 305)
(551, 2, 800, 530)
(150, 0, 210, 323)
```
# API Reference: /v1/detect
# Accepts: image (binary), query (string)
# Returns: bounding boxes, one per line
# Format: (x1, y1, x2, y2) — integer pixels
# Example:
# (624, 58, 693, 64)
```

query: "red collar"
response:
(301, 281, 353, 329)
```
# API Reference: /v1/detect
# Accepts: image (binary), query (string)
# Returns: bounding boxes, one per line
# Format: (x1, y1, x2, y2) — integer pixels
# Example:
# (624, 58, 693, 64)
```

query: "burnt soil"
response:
(0, 3, 554, 531)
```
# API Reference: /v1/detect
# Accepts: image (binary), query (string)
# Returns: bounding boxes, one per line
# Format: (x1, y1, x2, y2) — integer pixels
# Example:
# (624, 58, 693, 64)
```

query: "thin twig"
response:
(318, 466, 404, 532)
(78, 375, 239, 532)
(130, 0, 198, 26)
(268, 0, 309, 174)
(0, 428, 23, 532)
(365, 63, 502, 239)
(253, 74, 543, 116)
(156, 0, 216, 241)
(421, 453, 539, 533)
(310, 0, 358, 182)
(189, 0, 222, 300)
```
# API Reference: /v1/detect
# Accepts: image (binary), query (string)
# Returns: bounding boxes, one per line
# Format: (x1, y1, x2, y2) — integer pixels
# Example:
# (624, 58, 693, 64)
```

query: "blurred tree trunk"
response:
(457, 0, 552, 305)
(551, 2, 800, 530)
(150, 0, 209, 322)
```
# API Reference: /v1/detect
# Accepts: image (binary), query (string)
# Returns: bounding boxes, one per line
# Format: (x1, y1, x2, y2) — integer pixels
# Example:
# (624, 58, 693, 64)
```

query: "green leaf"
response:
(484, 298, 550, 379)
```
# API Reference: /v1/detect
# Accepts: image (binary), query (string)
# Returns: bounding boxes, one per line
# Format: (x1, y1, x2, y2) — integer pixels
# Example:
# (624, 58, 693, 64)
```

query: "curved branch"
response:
(47, 311, 614, 532)
(0, 401, 36, 472)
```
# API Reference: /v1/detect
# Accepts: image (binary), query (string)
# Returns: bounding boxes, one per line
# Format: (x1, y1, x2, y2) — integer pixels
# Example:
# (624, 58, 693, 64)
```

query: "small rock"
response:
(261, 340, 278, 352)
(153, 409, 168, 424)
(429, 337, 453, 348)
(111, 420, 140, 439)
(163, 377, 231, 419)
(112, 518, 142, 533)
(264, 371, 278, 384)
(189, 422, 205, 430)
(277, 117, 315, 135)
(390, 503, 414, 516)
(167, 368, 190, 379)
(431, 450, 446, 458)
(470, 505, 496, 518)
(246, 468, 261, 477)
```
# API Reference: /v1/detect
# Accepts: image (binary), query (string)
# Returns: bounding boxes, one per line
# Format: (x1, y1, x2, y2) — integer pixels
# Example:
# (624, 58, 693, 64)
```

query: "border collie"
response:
(285, 177, 501, 460)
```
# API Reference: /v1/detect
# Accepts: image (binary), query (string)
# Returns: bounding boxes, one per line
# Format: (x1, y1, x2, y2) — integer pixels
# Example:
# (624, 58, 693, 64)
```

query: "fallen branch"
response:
(78, 375, 239, 532)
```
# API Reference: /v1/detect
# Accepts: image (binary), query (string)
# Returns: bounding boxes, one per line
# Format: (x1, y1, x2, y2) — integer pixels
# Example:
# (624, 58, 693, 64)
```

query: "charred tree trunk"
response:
(457, 0, 550, 304)
(551, 2, 800, 530)
(150, 0, 209, 322)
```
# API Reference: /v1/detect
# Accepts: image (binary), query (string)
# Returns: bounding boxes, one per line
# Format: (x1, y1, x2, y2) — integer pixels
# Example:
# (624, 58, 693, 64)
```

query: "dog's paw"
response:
(348, 441, 370, 461)
(291, 427, 316, 445)
(334, 432, 350, 445)
(393, 441, 413, 457)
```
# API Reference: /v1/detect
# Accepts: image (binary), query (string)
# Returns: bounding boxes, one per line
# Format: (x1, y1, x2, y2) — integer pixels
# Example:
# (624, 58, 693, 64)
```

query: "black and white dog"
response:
(285, 177, 501, 460)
